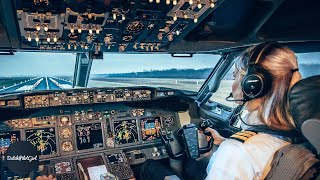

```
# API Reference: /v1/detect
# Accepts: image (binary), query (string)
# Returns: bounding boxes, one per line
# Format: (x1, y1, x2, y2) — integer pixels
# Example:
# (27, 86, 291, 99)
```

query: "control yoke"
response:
(160, 120, 213, 160)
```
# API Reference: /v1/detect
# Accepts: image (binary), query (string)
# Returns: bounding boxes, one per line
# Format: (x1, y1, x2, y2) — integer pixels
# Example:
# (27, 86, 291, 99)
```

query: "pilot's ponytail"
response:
(256, 46, 302, 130)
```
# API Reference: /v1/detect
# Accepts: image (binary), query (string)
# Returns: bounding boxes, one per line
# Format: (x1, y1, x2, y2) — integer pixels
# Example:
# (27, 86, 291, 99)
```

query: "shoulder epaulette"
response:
(229, 130, 258, 143)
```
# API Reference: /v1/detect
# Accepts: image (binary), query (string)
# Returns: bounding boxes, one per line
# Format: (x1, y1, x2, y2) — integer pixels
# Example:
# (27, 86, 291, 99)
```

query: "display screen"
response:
(0, 131, 20, 154)
(140, 117, 161, 141)
(106, 153, 126, 165)
(25, 128, 57, 156)
(113, 119, 138, 145)
(76, 123, 104, 150)
(53, 161, 73, 174)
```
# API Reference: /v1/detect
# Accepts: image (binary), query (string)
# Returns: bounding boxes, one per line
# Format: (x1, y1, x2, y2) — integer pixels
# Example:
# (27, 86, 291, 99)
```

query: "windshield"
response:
(0, 52, 75, 94)
(0, 53, 220, 94)
(89, 54, 220, 92)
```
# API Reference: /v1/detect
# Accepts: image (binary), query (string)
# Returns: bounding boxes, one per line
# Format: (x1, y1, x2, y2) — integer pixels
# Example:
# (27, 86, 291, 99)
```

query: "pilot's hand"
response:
(205, 127, 226, 145)
(35, 175, 56, 180)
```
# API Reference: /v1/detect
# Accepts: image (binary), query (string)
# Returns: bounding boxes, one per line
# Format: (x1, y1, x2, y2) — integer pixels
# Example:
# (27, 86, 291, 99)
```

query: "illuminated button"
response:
(36, 24, 41, 31)
(210, 1, 215, 8)
(44, 25, 49, 32)
(197, 1, 202, 8)
(173, 0, 177, 5)
(27, 35, 32, 42)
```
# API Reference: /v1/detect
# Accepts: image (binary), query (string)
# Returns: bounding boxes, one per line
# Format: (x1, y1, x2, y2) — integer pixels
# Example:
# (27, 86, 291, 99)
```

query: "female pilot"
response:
(204, 42, 302, 179)
(138, 42, 302, 180)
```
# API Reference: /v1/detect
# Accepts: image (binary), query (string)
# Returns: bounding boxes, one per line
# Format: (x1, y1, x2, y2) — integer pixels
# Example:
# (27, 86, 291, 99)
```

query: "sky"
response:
(0, 52, 220, 76)
(0, 52, 319, 77)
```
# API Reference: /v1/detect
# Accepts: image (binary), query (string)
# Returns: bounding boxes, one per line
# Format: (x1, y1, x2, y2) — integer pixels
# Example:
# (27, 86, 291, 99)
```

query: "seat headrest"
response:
(301, 119, 320, 154)
(288, 75, 320, 129)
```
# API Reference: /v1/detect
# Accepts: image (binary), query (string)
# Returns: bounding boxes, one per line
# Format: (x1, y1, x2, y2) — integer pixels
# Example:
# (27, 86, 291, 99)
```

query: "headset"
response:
(240, 42, 282, 101)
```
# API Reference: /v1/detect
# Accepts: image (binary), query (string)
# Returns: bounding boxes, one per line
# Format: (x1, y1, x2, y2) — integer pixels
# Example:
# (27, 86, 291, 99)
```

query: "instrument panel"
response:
(0, 87, 185, 179)
(2, 108, 177, 157)
(0, 105, 178, 179)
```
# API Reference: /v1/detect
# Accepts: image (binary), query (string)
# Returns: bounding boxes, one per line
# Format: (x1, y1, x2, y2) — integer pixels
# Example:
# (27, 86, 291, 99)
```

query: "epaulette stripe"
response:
(241, 131, 257, 135)
(235, 132, 254, 138)
(230, 134, 249, 141)
(229, 137, 245, 143)
(229, 130, 258, 143)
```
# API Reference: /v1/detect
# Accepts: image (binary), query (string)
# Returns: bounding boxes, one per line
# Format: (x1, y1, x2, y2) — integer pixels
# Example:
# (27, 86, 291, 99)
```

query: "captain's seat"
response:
(289, 75, 320, 155)
(265, 75, 320, 179)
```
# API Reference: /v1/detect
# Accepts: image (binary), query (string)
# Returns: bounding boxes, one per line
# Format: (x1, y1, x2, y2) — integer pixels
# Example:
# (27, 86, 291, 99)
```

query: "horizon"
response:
(0, 52, 319, 77)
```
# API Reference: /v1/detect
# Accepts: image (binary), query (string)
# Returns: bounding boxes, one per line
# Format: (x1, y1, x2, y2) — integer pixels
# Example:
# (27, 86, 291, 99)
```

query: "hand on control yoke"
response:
(205, 127, 226, 145)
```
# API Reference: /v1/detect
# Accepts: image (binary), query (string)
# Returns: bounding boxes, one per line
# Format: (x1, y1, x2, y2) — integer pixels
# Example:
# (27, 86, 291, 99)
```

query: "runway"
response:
(0, 77, 73, 94)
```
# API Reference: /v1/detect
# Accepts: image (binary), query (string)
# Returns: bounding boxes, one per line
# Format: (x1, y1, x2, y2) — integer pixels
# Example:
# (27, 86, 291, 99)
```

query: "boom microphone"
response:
(225, 93, 247, 102)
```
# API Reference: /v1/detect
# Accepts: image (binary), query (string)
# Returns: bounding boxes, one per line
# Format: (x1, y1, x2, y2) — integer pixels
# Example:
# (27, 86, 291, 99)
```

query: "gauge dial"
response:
(61, 141, 73, 152)
(164, 116, 174, 127)
(126, 21, 144, 34)
(60, 128, 72, 139)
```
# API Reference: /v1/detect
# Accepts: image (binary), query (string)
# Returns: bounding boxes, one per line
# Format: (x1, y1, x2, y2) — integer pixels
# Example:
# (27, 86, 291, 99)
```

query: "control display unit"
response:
(53, 161, 73, 174)
(113, 119, 139, 145)
(75, 123, 104, 151)
(140, 117, 161, 141)
(0, 131, 20, 155)
(106, 152, 126, 165)
(25, 128, 57, 156)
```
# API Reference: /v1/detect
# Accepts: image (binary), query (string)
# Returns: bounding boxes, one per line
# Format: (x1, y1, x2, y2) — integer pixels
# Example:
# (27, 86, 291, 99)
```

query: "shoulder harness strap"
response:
(229, 130, 258, 143)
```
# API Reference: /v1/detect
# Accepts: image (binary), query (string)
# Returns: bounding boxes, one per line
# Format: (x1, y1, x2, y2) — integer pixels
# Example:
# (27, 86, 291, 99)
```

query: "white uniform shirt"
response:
(205, 133, 290, 180)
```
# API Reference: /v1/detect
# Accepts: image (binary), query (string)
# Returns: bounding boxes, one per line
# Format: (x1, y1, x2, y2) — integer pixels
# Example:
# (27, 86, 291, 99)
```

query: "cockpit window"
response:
(89, 54, 220, 92)
(0, 52, 75, 94)
(209, 52, 320, 108)
(296, 52, 320, 78)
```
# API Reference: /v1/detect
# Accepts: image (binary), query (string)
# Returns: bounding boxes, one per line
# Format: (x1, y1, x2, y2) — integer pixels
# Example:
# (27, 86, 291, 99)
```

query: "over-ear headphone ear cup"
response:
(241, 66, 272, 100)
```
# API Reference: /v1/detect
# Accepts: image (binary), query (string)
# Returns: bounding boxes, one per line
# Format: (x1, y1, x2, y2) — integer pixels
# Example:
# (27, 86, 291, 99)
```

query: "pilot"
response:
(137, 42, 303, 180)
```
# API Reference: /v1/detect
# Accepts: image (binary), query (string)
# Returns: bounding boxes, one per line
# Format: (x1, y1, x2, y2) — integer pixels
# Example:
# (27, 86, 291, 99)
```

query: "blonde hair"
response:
(236, 45, 302, 131)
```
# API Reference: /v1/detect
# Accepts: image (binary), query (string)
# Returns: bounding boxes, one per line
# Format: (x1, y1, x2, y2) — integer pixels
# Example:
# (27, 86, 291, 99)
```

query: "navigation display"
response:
(140, 117, 161, 141)
(25, 128, 57, 156)
(76, 123, 104, 151)
(113, 119, 138, 145)
(0, 131, 20, 155)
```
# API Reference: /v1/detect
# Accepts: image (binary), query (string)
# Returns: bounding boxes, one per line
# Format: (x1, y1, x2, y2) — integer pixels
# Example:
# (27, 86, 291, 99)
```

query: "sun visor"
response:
(288, 75, 320, 129)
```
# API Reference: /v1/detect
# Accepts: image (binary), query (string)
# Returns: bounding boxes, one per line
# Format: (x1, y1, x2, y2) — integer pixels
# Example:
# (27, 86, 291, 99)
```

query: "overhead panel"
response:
(14, 0, 217, 53)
